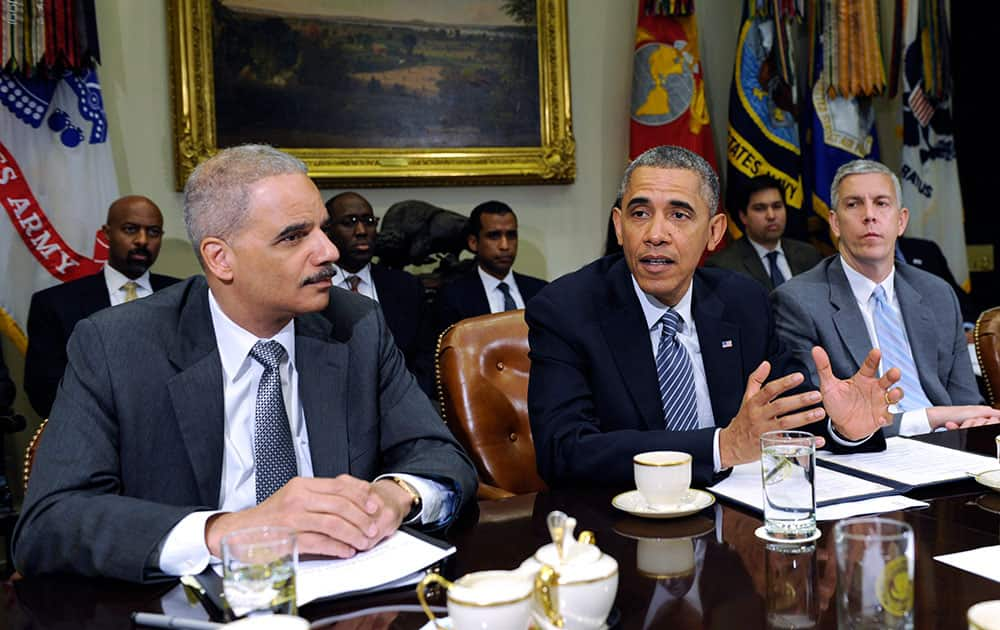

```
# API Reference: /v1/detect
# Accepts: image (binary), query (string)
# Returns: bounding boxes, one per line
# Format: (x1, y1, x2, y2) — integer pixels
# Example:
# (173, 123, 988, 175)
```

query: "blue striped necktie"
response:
(870, 285, 932, 411)
(656, 309, 699, 431)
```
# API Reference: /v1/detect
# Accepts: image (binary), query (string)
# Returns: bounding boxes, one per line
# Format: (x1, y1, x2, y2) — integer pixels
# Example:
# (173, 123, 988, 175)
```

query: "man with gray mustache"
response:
(13, 145, 477, 582)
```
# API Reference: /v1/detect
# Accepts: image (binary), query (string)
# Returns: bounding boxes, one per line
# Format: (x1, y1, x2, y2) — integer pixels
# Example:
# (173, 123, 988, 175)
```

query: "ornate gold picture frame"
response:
(167, 0, 575, 189)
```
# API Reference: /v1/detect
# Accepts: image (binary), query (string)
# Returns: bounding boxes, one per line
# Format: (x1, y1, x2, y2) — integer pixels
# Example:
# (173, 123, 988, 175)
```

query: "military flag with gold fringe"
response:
(804, 0, 885, 245)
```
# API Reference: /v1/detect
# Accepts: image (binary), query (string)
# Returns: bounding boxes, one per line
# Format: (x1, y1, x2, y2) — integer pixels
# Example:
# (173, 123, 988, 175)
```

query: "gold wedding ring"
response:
(884, 391, 892, 406)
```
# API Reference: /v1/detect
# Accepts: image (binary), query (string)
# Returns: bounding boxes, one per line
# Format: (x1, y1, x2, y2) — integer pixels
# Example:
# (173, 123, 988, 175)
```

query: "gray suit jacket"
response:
(771, 256, 982, 433)
(13, 276, 477, 582)
(705, 237, 823, 291)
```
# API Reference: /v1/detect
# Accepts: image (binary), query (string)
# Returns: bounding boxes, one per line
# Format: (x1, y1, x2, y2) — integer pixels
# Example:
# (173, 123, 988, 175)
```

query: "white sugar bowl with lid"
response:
(519, 511, 619, 630)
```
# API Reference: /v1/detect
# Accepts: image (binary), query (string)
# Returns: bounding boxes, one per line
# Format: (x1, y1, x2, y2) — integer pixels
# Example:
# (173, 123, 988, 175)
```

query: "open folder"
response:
(193, 528, 454, 619)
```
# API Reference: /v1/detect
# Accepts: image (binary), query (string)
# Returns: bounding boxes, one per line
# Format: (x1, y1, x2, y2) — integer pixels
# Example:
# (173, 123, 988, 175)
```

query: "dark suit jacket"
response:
(434, 268, 547, 336)
(897, 236, 980, 323)
(771, 256, 982, 425)
(704, 237, 823, 291)
(12, 276, 477, 582)
(525, 256, 883, 488)
(24, 270, 180, 418)
(370, 263, 434, 395)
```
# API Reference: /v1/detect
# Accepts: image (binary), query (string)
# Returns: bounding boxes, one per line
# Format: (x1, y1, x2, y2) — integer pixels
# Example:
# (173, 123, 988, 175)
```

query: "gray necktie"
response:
(249, 340, 298, 503)
(766, 251, 786, 287)
(498, 282, 517, 311)
(656, 310, 699, 432)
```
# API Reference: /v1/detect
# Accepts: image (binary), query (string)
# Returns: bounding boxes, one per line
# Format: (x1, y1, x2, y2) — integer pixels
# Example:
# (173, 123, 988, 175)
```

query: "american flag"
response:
(908, 82, 936, 127)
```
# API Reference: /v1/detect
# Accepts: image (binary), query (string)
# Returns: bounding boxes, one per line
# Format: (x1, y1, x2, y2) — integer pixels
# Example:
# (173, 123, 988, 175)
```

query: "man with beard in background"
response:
(24, 195, 179, 418)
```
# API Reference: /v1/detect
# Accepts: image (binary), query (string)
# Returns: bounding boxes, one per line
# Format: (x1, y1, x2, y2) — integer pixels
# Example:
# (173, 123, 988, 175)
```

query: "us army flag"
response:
(0, 69, 117, 352)
(629, 2, 717, 166)
(899, 0, 968, 288)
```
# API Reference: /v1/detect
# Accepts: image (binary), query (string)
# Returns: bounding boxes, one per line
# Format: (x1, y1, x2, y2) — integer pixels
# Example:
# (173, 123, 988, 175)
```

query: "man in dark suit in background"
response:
(13, 145, 476, 582)
(23, 195, 179, 418)
(324, 191, 433, 394)
(435, 201, 547, 334)
(527, 146, 900, 487)
(897, 235, 980, 325)
(772, 159, 999, 436)
(705, 175, 823, 291)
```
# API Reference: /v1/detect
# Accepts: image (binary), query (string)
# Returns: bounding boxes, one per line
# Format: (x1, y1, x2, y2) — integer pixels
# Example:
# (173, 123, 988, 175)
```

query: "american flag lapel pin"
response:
(721, 339, 734, 349)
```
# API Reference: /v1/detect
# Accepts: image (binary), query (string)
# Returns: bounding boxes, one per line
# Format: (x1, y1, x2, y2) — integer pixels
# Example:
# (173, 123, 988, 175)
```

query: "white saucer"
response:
(612, 489, 715, 519)
(753, 526, 822, 544)
(974, 469, 1000, 491)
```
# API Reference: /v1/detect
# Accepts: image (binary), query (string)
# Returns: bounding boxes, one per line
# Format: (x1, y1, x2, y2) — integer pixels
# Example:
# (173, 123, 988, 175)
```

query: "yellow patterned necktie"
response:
(122, 281, 139, 303)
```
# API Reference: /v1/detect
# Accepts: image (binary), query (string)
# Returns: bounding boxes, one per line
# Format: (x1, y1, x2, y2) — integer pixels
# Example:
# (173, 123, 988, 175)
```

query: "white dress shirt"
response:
(747, 239, 793, 282)
(840, 260, 931, 435)
(478, 266, 525, 312)
(158, 290, 451, 575)
(630, 276, 723, 471)
(103, 265, 153, 306)
(332, 263, 380, 302)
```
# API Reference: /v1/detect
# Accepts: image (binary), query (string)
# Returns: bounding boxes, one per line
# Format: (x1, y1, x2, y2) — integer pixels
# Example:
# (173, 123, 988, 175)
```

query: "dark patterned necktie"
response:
(347, 275, 361, 292)
(498, 282, 517, 311)
(249, 340, 298, 503)
(766, 251, 786, 287)
(656, 310, 699, 431)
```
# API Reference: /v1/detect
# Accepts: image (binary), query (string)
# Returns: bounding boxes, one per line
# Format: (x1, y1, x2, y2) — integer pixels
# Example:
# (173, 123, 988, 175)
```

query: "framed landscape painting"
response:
(167, 0, 575, 188)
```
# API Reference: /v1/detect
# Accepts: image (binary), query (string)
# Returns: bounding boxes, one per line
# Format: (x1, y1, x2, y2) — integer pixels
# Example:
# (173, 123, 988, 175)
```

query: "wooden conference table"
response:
(4, 426, 1000, 630)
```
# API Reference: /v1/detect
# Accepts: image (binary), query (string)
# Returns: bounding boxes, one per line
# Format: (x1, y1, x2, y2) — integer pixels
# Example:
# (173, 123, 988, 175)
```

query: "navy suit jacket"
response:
(24, 270, 180, 418)
(434, 268, 547, 336)
(526, 256, 884, 487)
(370, 263, 434, 394)
(13, 276, 477, 581)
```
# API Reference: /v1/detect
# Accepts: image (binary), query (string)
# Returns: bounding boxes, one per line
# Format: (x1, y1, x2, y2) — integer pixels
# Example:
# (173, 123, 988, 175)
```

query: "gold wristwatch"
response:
(390, 476, 422, 521)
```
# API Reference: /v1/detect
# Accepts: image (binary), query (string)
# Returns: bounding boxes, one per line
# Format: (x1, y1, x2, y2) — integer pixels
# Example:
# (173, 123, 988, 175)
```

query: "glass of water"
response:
(760, 430, 817, 540)
(834, 517, 914, 630)
(222, 526, 298, 618)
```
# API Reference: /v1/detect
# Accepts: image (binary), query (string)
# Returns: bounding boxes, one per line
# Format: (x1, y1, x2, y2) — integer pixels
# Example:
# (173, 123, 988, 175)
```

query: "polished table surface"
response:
(4, 426, 1000, 629)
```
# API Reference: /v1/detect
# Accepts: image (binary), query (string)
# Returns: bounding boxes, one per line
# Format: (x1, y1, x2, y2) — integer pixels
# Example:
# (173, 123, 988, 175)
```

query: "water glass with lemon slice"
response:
(760, 430, 818, 540)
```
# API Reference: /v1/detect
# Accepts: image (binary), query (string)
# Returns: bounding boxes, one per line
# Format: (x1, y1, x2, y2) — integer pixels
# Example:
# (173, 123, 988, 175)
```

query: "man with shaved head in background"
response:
(24, 195, 179, 418)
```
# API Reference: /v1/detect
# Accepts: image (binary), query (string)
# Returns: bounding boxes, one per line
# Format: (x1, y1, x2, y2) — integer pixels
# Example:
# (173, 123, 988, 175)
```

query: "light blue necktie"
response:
(656, 310, 699, 432)
(250, 340, 298, 503)
(766, 251, 786, 287)
(871, 286, 932, 411)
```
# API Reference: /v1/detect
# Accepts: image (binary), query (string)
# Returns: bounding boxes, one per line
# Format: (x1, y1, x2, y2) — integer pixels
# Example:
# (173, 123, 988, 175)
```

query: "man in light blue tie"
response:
(772, 159, 1000, 435)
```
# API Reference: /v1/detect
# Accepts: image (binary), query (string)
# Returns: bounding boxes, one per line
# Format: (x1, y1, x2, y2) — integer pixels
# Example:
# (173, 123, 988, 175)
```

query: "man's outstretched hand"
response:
(813, 346, 901, 441)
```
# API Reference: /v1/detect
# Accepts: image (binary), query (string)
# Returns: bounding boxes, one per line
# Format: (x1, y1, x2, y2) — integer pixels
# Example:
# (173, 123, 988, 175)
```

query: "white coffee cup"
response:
(634, 451, 692, 507)
(969, 600, 1000, 630)
(417, 570, 533, 629)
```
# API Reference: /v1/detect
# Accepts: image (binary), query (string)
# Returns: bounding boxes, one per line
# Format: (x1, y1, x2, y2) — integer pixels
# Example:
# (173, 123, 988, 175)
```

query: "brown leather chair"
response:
(436, 310, 546, 499)
(975, 307, 1000, 408)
